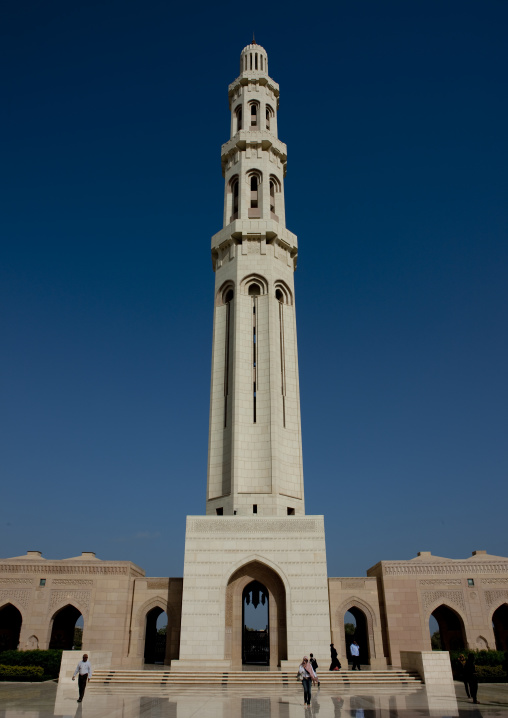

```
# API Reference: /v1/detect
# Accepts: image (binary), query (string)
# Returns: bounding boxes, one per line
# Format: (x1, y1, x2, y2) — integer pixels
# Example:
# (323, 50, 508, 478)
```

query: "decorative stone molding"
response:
(342, 579, 366, 589)
(422, 590, 466, 613)
(385, 563, 508, 576)
(419, 579, 462, 586)
(49, 590, 91, 616)
(482, 578, 508, 585)
(0, 564, 144, 577)
(146, 579, 169, 590)
(485, 590, 508, 608)
(0, 578, 34, 585)
(53, 579, 93, 586)
(0, 589, 31, 609)
(189, 518, 317, 534)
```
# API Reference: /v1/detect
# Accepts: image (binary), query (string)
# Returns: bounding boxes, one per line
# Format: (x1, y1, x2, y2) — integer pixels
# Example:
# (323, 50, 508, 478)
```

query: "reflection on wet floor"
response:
(0, 681, 507, 718)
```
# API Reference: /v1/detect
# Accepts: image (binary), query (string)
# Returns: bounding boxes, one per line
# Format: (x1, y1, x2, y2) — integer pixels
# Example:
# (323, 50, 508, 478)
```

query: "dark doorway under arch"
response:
(344, 607, 370, 665)
(0, 604, 22, 651)
(226, 560, 287, 668)
(493, 604, 508, 651)
(430, 605, 466, 651)
(242, 580, 269, 665)
(144, 607, 167, 664)
(49, 605, 82, 650)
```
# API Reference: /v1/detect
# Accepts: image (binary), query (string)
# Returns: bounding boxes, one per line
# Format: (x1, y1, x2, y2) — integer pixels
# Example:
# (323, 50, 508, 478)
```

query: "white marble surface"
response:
(0, 681, 507, 717)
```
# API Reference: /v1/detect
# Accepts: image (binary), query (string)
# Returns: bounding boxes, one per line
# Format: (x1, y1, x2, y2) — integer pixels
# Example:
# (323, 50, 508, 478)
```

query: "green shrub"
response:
(0, 665, 44, 681)
(449, 650, 508, 683)
(475, 665, 507, 682)
(0, 650, 63, 679)
(450, 649, 506, 667)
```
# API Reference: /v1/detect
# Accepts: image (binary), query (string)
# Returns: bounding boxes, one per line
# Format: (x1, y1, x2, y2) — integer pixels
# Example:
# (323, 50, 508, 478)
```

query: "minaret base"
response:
(172, 515, 331, 671)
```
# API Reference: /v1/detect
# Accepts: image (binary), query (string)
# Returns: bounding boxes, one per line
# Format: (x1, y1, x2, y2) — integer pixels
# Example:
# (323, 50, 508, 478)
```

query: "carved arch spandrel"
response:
(423, 597, 468, 629)
(134, 596, 174, 628)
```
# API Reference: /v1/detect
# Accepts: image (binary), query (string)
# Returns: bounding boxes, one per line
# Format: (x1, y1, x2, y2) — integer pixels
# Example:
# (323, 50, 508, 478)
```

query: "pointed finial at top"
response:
(252, 32, 256, 45)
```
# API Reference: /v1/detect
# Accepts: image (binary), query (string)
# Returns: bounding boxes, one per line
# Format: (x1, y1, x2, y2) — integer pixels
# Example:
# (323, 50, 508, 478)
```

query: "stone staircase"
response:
(90, 668, 422, 689)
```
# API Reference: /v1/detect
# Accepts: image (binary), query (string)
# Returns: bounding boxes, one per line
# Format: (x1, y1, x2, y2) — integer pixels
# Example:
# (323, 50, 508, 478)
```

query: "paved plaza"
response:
(0, 682, 508, 718)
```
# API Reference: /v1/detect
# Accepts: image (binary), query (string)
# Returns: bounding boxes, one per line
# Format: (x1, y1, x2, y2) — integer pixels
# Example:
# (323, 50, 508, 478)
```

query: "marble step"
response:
(90, 669, 422, 686)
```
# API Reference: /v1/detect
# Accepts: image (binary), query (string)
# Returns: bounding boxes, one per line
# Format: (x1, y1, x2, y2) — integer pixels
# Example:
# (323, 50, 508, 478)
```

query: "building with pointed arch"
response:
(1, 43, 507, 671)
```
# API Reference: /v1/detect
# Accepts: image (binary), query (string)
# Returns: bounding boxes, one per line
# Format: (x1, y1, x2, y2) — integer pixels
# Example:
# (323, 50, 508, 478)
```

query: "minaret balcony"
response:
(211, 219, 298, 253)
(228, 75, 280, 107)
(221, 134, 287, 176)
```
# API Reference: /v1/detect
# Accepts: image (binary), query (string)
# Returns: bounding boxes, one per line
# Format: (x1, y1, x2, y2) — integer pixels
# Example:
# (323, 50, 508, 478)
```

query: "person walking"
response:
(298, 656, 317, 707)
(350, 640, 361, 670)
(329, 643, 342, 671)
(309, 653, 320, 687)
(456, 653, 470, 698)
(463, 653, 479, 704)
(72, 653, 92, 703)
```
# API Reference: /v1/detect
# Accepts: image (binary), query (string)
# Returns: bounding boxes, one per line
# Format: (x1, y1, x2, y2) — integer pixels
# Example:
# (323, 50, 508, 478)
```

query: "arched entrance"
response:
(0, 604, 22, 651)
(226, 560, 287, 668)
(344, 608, 370, 666)
(49, 605, 82, 650)
(430, 604, 466, 651)
(492, 604, 508, 651)
(144, 607, 167, 664)
(242, 580, 269, 665)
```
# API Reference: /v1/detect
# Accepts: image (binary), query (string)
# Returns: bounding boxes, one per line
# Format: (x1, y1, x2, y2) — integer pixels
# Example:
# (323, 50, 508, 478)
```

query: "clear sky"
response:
(1, 0, 507, 579)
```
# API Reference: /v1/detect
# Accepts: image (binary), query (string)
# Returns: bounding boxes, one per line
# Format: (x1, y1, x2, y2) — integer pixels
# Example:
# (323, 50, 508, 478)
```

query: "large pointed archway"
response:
(49, 604, 83, 650)
(492, 604, 508, 651)
(0, 604, 22, 651)
(225, 560, 287, 668)
(430, 604, 466, 651)
(242, 580, 269, 665)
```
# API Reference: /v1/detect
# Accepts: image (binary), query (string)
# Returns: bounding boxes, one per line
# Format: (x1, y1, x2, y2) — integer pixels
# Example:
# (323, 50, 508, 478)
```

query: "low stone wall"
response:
(58, 650, 112, 684)
(400, 650, 454, 687)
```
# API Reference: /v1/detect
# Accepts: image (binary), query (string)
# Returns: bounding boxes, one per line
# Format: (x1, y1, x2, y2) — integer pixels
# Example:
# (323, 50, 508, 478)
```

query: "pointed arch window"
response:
(250, 103, 258, 129)
(247, 171, 262, 218)
(266, 105, 274, 131)
(269, 175, 281, 221)
(235, 105, 242, 133)
(230, 176, 239, 222)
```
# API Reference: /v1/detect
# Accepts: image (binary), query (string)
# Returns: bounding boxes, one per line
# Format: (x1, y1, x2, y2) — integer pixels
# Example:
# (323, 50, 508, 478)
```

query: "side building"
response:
(1, 548, 507, 666)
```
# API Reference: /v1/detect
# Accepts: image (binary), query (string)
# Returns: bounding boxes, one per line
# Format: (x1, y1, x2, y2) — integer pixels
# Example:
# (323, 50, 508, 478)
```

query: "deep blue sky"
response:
(1, 1, 507, 578)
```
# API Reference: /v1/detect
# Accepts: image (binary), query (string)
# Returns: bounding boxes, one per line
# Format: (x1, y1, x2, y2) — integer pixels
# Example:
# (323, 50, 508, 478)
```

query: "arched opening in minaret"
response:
(225, 289, 234, 303)
(250, 102, 258, 128)
(0, 603, 22, 651)
(429, 604, 466, 651)
(248, 283, 261, 296)
(266, 105, 274, 131)
(235, 105, 242, 133)
(242, 580, 269, 665)
(226, 560, 287, 668)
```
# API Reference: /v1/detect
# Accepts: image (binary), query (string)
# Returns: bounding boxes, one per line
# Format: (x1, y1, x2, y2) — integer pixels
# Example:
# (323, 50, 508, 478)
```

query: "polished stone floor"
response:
(0, 681, 507, 718)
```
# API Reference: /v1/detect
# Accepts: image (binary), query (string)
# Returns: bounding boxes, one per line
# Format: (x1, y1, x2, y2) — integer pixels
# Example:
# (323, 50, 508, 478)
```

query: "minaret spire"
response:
(207, 44, 303, 517)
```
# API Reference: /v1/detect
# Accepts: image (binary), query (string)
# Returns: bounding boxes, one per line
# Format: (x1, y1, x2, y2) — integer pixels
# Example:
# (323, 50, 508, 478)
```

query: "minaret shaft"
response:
(206, 44, 304, 517)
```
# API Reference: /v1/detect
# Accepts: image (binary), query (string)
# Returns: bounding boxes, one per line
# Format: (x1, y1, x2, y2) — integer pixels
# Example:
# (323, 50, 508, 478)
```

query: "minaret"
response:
(173, 44, 331, 672)
(207, 42, 303, 517)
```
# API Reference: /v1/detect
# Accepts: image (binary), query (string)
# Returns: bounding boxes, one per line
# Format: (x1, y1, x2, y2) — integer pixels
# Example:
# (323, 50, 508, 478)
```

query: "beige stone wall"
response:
(125, 577, 183, 667)
(173, 515, 331, 670)
(368, 551, 508, 666)
(0, 552, 182, 668)
(328, 577, 387, 668)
